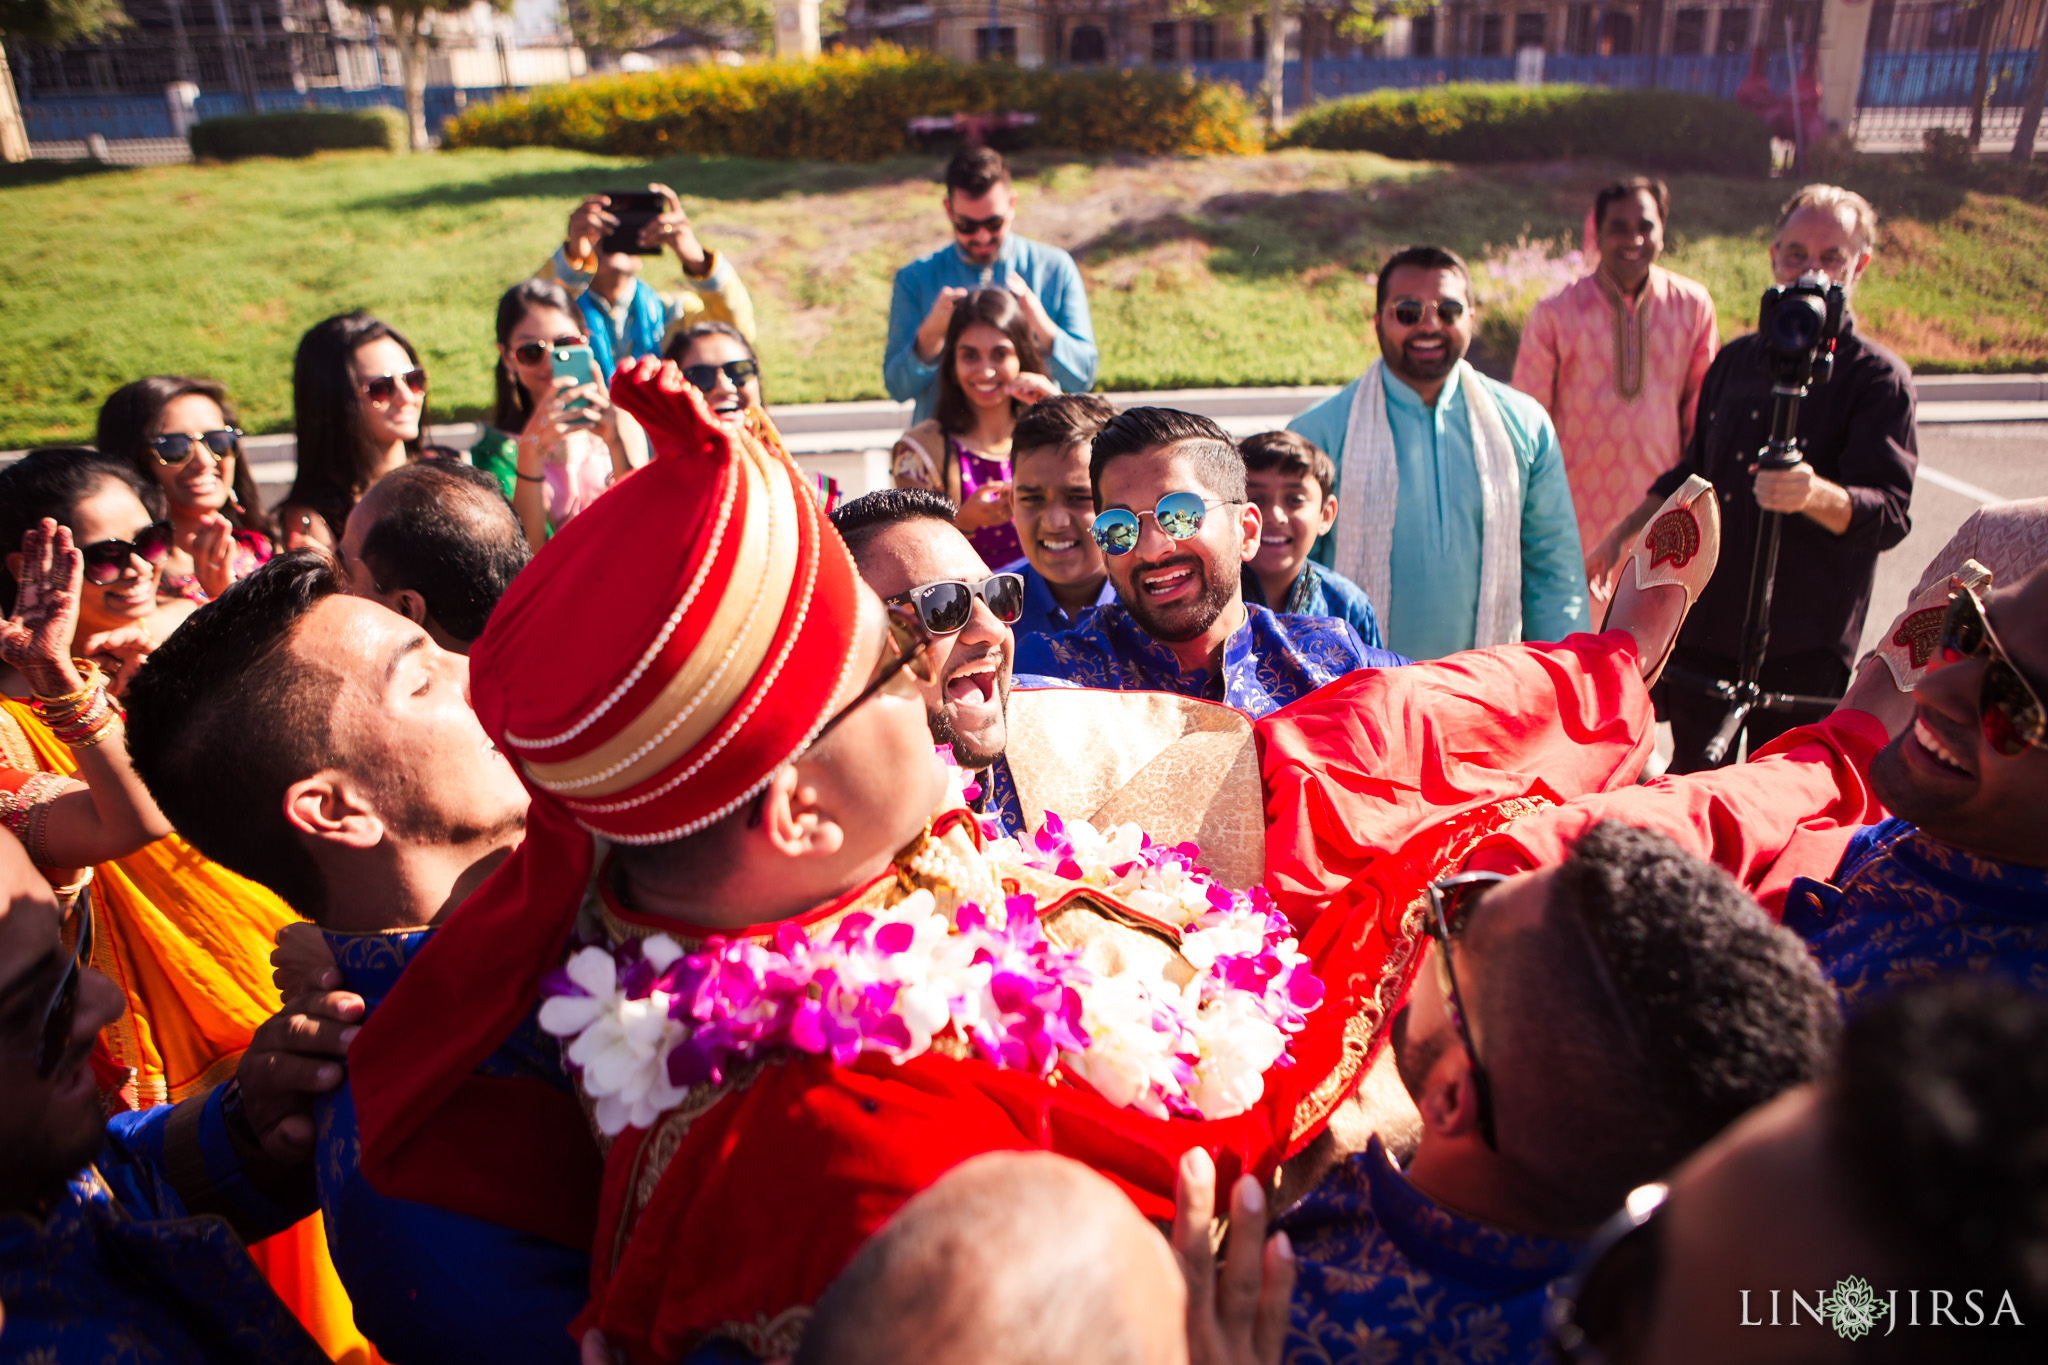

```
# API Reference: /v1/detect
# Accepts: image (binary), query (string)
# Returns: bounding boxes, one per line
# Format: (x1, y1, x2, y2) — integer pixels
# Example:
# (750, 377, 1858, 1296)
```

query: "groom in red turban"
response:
(352, 359, 1699, 1362)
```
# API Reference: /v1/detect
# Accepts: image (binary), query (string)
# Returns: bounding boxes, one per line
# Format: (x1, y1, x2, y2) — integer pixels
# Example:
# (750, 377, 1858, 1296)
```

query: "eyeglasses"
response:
(951, 213, 1009, 237)
(1546, 1181, 1669, 1365)
(1089, 493, 1239, 557)
(147, 428, 241, 467)
(885, 573, 1025, 636)
(1388, 297, 1467, 327)
(681, 359, 761, 394)
(359, 369, 428, 403)
(80, 522, 173, 585)
(1422, 869, 1504, 1152)
(511, 335, 590, 366)
(32, 888, 95, 1080)
(806, 599, 940, 754)
(1941, 581, 2047, 756)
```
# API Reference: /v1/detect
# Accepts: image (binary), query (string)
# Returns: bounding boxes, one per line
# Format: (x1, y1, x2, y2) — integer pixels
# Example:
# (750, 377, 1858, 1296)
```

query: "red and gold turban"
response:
(352, 360, 864, 1245)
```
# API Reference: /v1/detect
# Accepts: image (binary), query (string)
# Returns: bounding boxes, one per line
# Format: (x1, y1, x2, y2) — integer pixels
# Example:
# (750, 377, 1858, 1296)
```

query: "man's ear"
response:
(1415, 1045, 1486, 1142)
(753, 764, 846, 863)
(1236, 502, 1262, 564)
(283, 770, 386, 851)
(391, 589, 428, 627)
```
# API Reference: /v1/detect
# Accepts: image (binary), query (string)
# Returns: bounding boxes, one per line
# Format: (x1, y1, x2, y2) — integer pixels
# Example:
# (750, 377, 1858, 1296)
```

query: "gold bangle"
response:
(31, 659, 102, 707)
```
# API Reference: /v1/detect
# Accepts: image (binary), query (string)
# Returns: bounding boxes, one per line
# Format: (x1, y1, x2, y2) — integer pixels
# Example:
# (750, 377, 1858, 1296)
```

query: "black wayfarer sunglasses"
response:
(1422, 869, 1505, 1152)
(148, 428, 241, 468)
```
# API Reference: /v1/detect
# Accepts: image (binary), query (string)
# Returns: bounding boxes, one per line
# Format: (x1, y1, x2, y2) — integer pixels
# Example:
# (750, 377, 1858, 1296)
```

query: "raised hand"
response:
(1173, 1147, 1297, 1365)
(916, 285, 973, 361)
(567, 195, 618, 263)
(192, 512, 238, 601)
(646, 182, 708, 274)
(0, 519, 85, 698)
(79, 625, 154, 698)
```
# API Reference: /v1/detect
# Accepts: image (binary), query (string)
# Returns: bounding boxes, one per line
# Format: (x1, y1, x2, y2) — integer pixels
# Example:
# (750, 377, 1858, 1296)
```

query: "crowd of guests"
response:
(0, 139, 2039, 1365)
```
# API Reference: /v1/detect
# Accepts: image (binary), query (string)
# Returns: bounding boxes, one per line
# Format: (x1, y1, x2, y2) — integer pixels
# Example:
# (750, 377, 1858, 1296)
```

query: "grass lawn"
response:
(2, 146, 2044, 447)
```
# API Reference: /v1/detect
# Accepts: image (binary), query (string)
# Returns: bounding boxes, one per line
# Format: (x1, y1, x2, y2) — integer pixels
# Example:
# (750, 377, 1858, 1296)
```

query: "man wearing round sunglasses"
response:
(885, 146, 1097, 423)
(1280, 820, 1838, 1365)
(0, 827, 374, 1363)
(1288, 245, 1590, 661)
(1015, 407, 1407, 720)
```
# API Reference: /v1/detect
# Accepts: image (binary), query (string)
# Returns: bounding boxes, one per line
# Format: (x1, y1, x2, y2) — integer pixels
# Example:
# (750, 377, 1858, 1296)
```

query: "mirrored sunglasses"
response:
(1089, 492, 1233, 557)
(35, 888, 95, 1079)
(1390, 297, 1466, 327)
(147, 428, 241, 467)
(1942, 583, 2048, 756)
(887, 574, 1025, 636)
(360, 369, 428, 403)
(681, 359, 761, 394)
(512, 335, 590, 366)
(80, 521, 173, 585)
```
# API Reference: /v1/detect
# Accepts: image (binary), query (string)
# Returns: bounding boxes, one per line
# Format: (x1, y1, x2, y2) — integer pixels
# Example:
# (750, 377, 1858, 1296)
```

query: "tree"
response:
(0, 0, 129, 161)
(1183, 0, 1436, 135)
(346, 0, 511, 152)
(564, 0, 802, 61)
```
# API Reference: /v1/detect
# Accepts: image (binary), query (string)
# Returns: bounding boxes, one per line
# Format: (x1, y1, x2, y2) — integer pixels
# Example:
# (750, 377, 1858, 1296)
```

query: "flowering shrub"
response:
(1471, 235, 1587, 357)
(443, 47, 1259, 161)
(1281, 84, 1772, 175)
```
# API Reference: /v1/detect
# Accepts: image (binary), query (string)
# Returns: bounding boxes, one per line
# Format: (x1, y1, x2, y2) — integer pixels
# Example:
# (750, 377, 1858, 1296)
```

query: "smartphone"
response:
(551, 343, 599, 420)
(596, 190, 666, 256)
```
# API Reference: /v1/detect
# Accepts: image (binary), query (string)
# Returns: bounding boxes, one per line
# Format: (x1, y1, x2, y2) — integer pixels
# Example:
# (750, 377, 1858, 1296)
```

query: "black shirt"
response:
(1648, 316, 1917, 667)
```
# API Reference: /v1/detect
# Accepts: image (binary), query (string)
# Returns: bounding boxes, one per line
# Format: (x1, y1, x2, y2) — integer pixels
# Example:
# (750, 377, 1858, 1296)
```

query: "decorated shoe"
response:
(1872, 558, 1994, 692)
(1600, 474, 1721, 687)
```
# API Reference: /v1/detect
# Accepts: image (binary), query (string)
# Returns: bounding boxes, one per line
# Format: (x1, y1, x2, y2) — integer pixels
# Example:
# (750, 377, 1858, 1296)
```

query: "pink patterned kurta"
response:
(1513, 265, 1718, 555)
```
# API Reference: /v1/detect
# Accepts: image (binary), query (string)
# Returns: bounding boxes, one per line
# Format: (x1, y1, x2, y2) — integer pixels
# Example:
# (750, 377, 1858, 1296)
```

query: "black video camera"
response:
(1756, 270, 1845, 390)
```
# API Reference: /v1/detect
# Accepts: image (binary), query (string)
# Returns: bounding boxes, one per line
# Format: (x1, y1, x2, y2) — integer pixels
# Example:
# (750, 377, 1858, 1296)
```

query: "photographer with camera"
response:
(1586, 185, 1917, 773)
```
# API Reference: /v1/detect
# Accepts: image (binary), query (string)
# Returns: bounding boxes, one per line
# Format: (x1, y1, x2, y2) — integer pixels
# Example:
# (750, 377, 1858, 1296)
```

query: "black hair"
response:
(1239, 430, 1337, 501)
(0, 448, 167, 614)
(123, 551, 349, 921)
(1830, 980, 2048, 1357)
(288, 311, 426, 542)
(95, 375, 276, 541)
(1374, 244, 1476, 314)
(944, 146, 1010, 199)
(1088, 407, 1244, 505)
(1011, 393, 1118, 461)
(829, 487, 959, 562)
(1593, 176, 1671, 233)
(357, 461, 530, 645)
(931, 290, 1046, 441)
(661, 320, 768, 404)
(490, 279, 582, 434)
(1474, 821, 1840, 1225)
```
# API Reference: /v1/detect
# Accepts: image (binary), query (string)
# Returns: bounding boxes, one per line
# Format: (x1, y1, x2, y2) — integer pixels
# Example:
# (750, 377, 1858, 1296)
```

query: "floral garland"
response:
(538, 810, 1324, 1137)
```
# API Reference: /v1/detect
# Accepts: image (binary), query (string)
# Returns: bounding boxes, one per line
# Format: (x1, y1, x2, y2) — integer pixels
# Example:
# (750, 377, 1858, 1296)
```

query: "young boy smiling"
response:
(1240, 430, 1384, 648)
(1002, 395, 1121, 643)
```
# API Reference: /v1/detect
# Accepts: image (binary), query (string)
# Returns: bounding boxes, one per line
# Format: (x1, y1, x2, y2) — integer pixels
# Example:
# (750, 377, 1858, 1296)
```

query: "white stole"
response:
(1333, 359, 1524, 650)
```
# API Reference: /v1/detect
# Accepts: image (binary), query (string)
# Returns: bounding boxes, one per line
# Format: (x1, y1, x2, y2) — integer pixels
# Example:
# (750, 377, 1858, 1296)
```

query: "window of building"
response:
(1671, 7, 1706, 53)
(1715, 6, 1750, 52)
(1071, 24, 1106, 63)
(1477, 12, 1505, 54)
(1251, 14, 1266, 60)
(1598, 11, 1634, 53)
(975, 25, 1017, 61)
(1412, 12, 1437, 55)
(1188, 18, 1217, 60)
(1565, 3, 1592, 53)
(1151, 20, 1177, 62)
(1866, 0, 1895, 50)
(1513, 11, 1545, 49)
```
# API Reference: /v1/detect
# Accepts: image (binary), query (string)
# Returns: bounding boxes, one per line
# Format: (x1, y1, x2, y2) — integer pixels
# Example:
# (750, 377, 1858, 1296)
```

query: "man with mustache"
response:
(1289, 245, 1590, 660)
(1015, 407, 1406, 719)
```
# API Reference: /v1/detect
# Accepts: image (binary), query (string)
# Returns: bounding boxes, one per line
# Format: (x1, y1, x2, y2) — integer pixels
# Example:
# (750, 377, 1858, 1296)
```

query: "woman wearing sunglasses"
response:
(658, 321, 841, 511)
(473, 279, 640, 553)
(0, 448, 301, 1116)
(95, 376, 275, 605)
(891, 288, 1059, 567)
(278, 311, 434, 551)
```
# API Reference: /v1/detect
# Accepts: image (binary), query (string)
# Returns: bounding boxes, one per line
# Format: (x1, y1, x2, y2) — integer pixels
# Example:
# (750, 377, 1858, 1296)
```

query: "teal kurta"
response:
(1289, 366, 1590, 661)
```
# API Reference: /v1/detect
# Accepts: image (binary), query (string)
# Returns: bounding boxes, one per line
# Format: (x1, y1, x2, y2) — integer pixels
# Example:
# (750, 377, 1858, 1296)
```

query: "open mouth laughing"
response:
(1909, 715, 1976, 779)
(1136, 557, 1202, 605)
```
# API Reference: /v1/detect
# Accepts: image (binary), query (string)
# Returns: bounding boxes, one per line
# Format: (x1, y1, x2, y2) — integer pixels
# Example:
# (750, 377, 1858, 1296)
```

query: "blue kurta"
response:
(1013, 601, 1405, 720)
(317, 927, 591, 1365)
(1000, 556, 1120, 646)
(0, 1087, 328, 1364)
(884, 235, 1098, 421)
(1288, 366, 1590, 660)
(1280, 1137, 1584, 1365)
(1243, 560, 1385, 649)
(1783, 817, 2048, 1011)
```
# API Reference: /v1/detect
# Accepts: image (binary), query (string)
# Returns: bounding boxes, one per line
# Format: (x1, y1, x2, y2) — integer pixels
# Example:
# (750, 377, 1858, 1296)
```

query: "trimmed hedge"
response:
(1281, 84, 1771, 175)
(442, 47, 1259, 160)
(189, 108, 406, 160)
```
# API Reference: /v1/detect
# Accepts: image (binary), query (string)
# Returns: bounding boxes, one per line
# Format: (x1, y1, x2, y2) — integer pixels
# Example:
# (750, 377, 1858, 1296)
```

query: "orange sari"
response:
(0, 698, 386, 1364)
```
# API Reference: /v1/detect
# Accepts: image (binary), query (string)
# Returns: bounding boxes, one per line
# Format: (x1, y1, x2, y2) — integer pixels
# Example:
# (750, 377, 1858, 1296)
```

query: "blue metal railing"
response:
(1181, 52, 1767, 113)
(1859, 49, 2037, 107)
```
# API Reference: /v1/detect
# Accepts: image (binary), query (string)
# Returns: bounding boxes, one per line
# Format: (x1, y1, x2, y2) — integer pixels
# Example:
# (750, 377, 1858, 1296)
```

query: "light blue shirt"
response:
(884, 234, 1098, 422)
(1288, 366, 1589, 660)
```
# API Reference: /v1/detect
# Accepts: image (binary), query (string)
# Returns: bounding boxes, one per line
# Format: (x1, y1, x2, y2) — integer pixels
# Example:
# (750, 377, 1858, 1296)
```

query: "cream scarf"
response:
(1334, 359, 1524, 650)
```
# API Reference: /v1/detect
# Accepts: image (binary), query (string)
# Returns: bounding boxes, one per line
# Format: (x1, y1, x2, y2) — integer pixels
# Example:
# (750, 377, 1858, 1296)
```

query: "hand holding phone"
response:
(551, 344, 599, 417)
(596, 190, 667, 257)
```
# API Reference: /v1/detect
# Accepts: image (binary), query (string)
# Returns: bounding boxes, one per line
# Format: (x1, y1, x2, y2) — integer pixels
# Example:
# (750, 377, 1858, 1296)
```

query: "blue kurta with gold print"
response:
(1279, 1137, 1581, 1365)
(1784, 817, 2048, 1010)
(317, 927, 591, 1365)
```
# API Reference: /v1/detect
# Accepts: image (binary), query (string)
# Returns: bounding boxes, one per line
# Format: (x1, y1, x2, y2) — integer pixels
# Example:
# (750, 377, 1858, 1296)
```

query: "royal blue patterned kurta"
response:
(1280, 1137, 1583, 1365)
